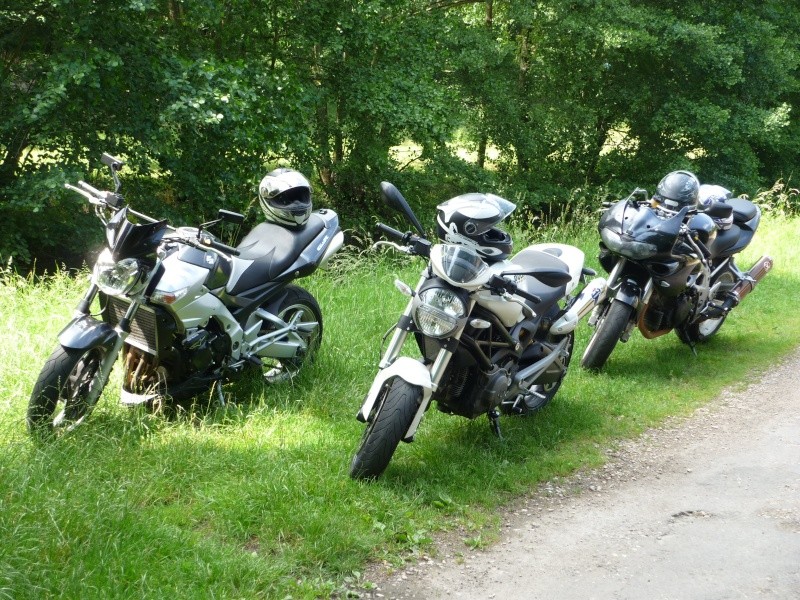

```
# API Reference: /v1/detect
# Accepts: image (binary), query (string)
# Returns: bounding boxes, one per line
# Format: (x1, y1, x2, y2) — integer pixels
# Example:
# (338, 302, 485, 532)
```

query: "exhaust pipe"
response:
(721, 255, 773, 312)
(551, 278, 607, 334)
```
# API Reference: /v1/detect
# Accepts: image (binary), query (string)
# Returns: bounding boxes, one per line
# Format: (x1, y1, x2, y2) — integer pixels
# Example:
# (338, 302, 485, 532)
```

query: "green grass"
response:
(1, 215, 798, 598)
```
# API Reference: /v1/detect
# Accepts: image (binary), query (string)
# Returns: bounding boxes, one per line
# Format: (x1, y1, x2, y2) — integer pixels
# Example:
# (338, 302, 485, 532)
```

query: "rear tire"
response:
(349, 378, 421, 480)
(676, 271, 735, 345)
(260, 285, 323, 384)
(505, 332, 575, 415)
(27, 345, 108, 436)
(580, 300, 634, 371)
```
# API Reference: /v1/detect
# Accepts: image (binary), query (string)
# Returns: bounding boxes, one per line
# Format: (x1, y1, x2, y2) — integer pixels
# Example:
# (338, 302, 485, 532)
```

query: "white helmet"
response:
(698, 184, 732, 207)
(698, 184, 733, 230)
(258, 168, 312, 228)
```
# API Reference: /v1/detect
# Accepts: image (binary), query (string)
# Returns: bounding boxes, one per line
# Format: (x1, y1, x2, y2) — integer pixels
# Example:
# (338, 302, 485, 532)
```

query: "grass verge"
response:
(0, 215, 797, 598)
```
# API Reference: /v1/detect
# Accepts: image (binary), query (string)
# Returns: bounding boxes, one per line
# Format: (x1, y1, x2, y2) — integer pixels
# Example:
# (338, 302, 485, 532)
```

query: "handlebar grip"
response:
(376, 222, 406, 241)
(77, 180, 103, 196)
(514, 288, 542, 305)
(201, 237, 241, 257)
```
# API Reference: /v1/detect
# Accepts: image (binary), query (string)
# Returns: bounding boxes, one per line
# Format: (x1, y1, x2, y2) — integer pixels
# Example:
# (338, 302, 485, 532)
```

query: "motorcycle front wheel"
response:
(27, 345, 108, 436)
(580, 299, 633, 371)
(260, 285, 323, 384)
(349, 377, 421, 480)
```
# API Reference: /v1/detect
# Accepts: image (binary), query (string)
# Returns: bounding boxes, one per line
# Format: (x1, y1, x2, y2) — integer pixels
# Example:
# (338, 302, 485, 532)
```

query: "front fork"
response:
(356, 276, 460, 441)
(59, 283, 136, 410)
(588, 259, 653, 340)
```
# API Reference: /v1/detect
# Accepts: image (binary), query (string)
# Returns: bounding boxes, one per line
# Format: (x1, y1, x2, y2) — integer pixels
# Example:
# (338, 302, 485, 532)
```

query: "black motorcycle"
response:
(580, 187, 772, 370)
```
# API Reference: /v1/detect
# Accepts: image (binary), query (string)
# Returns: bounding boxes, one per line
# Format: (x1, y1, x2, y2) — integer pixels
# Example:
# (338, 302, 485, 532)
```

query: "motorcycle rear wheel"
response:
(580, 299, 633, 371)
(676, 314, 728, 345)
(676, 271, 735, 345)
(506, 332, 575, 415)
(260, 285, 323, 384)
(27, 345, 107, 436)
(349, 377, 421, 480)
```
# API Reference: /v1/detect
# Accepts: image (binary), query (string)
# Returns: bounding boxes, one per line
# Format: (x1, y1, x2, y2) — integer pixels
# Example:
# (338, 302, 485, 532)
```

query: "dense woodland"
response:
(1, 0, 798, 268)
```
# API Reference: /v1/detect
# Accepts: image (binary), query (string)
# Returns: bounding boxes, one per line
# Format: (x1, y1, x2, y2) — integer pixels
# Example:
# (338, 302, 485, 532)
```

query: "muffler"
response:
(720, 255, 773, 312)
(551, 277, 607, 334)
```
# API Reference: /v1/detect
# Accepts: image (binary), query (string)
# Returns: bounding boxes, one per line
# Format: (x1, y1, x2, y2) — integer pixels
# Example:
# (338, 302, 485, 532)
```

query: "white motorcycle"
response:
(349, 182, 606, 479)
(27, 153, 343, 435)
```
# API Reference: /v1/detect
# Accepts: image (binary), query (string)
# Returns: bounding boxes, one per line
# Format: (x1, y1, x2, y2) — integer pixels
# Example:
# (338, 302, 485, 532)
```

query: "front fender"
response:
(614, 279, 643, 308)
(356, 356, 433, 423)
(58, 315, 119, 351)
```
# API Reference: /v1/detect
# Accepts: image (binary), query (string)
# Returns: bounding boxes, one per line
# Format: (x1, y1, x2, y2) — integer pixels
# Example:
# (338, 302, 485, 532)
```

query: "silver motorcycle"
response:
(27, 153, 343, 435)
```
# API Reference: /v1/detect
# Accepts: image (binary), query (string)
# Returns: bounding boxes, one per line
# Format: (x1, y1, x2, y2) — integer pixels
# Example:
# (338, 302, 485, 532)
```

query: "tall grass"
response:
(0, 215, 798, 598)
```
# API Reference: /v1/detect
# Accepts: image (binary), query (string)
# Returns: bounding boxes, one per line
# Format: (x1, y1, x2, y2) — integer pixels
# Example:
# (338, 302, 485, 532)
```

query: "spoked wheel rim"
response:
(263, 302, 321, 384)
(53, 347, 106, 431)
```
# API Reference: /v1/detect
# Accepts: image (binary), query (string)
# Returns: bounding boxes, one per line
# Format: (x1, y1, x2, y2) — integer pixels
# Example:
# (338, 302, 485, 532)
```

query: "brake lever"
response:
(371, 240, 413, 254)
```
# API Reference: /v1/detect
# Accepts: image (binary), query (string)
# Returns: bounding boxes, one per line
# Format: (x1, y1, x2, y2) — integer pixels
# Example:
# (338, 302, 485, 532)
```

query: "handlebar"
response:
(66, 179, 242, 258)
(376, 222, 407, 241)
(198, 235, 241, 257)
(374, 222, 431, 258)
(488, 274, 542, 304)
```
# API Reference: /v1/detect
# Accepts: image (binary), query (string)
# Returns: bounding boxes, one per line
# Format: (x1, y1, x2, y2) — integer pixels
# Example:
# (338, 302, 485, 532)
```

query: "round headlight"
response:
(93, 252, 143, 296)
(414, 288, 466, 338)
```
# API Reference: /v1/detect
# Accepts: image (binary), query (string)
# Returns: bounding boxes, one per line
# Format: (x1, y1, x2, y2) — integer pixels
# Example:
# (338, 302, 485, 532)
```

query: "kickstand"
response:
(689, 341, 698, 357)
(214, 382, 226, 407)
(488, 409, 503, 440)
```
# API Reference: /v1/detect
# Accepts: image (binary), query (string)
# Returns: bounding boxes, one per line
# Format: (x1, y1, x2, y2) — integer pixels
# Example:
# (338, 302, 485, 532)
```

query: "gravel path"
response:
(361, 349, 800, 600)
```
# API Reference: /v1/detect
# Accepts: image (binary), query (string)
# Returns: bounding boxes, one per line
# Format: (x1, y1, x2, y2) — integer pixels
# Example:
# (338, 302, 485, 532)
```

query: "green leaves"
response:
(1, 0, 798, 268)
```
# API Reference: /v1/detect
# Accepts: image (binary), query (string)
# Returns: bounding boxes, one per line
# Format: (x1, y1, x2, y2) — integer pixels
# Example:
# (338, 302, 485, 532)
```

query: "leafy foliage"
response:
(1, 0, 798, 268)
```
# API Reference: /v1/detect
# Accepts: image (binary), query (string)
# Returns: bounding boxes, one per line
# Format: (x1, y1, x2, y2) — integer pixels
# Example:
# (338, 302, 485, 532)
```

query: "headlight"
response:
(93, 250, 144, 296)
(600, 228, 657, 260)
(414, 288, 465, 338)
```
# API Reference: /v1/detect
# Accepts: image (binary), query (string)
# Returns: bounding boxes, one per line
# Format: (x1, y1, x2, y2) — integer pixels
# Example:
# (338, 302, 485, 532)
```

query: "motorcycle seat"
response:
(510, 245, 574, 310)
(728, 197, 758, 223)
(231, 215, 326, 290)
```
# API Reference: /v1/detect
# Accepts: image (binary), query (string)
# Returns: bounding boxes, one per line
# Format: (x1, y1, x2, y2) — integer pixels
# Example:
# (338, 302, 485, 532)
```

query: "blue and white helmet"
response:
(698, 184, 732, 207)
(699, 184, 734, 230)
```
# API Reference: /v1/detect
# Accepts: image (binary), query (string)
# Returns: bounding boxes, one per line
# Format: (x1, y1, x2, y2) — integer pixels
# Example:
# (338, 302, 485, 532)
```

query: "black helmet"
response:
(653, 170, 700, 211)
(258, 168, 312, 228)
(435, 193, 515, 261)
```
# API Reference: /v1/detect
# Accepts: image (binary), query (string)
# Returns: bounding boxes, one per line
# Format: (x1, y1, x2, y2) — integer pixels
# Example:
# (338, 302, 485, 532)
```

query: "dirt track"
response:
(362, 349, 800, 600)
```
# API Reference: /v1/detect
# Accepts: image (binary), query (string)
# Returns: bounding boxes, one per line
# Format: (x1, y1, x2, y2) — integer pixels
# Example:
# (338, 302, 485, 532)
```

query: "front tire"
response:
(27, 345, 108, 436)
(260, 285, 323, 384)
(580, 300, 634, 371)
(349, 378, 421, 480)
